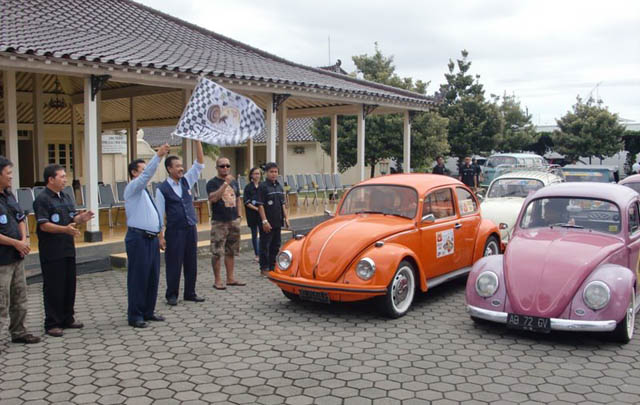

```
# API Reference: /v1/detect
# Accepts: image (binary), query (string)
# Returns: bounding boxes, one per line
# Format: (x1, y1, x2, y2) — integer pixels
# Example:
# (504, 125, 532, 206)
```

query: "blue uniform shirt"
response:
(124, 154, 162, 233)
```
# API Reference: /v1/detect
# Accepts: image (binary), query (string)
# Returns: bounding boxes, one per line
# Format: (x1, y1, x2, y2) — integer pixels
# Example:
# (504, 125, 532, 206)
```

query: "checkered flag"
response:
(173, 78, 265, 146)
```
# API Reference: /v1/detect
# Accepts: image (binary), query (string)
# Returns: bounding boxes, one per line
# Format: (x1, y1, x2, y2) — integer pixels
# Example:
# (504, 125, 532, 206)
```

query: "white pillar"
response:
(403, 110, 411, 173)
(246, 138, 254, 170)
(330, 114, 338, 174)
(32, 73, 46, 181)
(128, 97, 137, 162)
(356, 106, 366, 181)
(276, 105, 287, 176)
(181, 89, 193, 170)
(72, 105, 83, 179)
(83, 77, 101, 240)
(3, 70, 19, 190)
(96, 92, 103, 182)
(265, 95, 276, 162)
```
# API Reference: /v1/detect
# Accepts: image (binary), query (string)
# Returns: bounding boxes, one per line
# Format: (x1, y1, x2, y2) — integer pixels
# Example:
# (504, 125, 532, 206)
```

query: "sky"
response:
(138, 0, 640, 125)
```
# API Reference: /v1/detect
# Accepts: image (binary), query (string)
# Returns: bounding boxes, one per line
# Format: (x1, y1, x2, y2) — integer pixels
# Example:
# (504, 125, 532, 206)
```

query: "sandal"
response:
(213, 284, 226, 290)
(227, 281, 246, 286)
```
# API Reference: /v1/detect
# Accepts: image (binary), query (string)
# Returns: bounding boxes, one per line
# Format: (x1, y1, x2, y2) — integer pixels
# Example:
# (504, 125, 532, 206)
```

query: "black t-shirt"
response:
(0, 189, 25, 265)
(33, 187, 77, 260)
(257, 180, 286, 227)
(460, 164, 476, 187)
(473, 164, 482, 177)
(243, 182, 261, 227)
(206, 177, 240, 222)
(432, 165, 447, 175)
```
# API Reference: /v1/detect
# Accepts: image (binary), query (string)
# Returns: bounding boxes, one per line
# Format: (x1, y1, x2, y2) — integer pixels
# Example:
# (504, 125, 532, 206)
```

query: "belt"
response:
(128, 227, 159, 239)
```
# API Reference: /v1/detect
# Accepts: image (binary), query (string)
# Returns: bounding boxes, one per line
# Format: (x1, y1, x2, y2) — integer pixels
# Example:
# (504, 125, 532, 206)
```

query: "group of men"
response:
(0, 141, 289, 342)
(432, 155, 483, 190)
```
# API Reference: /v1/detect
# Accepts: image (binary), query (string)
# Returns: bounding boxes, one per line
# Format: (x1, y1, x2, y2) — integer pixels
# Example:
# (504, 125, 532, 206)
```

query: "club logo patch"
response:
(268, 200, 274, 206)
(0, 214, 7, 224)
(51, 213, 60, 223)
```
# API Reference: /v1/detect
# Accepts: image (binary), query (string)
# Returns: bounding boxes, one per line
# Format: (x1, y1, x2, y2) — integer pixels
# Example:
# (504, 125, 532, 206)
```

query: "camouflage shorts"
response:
(210, 218, 241, 258)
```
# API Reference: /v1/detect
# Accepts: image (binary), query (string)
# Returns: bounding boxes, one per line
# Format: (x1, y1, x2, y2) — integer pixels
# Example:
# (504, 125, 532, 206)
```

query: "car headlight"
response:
(356, 258, 376, 280)
(583, 281, 610, 310)
(277, 250, 292, 270)
(475, 271, 499, 298)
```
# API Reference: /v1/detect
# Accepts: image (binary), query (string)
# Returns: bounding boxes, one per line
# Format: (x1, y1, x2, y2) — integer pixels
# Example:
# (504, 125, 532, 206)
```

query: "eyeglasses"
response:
(217, 164, 231, 168)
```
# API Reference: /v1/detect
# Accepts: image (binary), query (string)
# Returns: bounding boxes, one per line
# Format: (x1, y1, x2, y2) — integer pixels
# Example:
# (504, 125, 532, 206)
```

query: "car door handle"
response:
(454, 223, 462, 229)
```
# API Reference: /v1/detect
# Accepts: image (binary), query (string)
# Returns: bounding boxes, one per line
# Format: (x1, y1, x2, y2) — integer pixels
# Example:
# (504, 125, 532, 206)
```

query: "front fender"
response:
(568, 264, 636, 323)
(277, 237, 304, 276)
(472, 218, 501, 262)
(465, 255, 506, 311)
(342, 243, 422, 290)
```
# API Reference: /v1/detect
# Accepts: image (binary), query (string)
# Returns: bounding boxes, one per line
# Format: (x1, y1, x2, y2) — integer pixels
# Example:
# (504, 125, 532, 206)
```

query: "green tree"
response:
(493, 93, 537, 152)
(312, 44, 448, 176)
(552, 96, 625, 162)
(437, 50, 502, 159)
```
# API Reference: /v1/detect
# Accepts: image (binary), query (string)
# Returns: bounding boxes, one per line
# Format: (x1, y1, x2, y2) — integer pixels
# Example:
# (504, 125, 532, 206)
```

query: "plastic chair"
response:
(32, 186, 46, 200)
(305, 174, 319, 205)
(323, 173, 336, 201)
(286, 175, 298, 206)
(314, 173, 327, 202)
(98, 184, 116, 227)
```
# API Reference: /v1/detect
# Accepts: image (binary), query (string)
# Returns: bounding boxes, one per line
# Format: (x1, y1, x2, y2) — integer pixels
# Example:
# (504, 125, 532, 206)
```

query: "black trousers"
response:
(165, 225, 198, 300)
(40, 256, 76, 330)
(259, 226, 281, 271)
(126, 230, 160, 323)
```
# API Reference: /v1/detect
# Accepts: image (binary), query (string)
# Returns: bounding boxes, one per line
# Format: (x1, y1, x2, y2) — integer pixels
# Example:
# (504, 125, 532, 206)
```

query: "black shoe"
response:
(128, 320, 148, 328)
(145, 314, 165, 322)
(167, 297, 178, 306)
(184, 295, 205, 302)
(11, 334, 41, 344)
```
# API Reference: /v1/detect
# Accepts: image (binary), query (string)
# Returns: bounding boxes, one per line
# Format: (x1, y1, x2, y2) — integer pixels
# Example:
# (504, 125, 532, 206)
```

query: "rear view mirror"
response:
(499, 222, 509, 230)
(324, 209, 334, 217)
(421, 213, 436, 223)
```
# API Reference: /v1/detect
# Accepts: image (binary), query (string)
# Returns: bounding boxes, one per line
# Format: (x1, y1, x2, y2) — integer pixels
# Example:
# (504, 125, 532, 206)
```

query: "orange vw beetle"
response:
(268, 174, 501, 318)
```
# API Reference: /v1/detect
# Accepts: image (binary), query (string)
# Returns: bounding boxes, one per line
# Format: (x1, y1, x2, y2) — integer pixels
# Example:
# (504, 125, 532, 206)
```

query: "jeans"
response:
(249, 223, 260, 257)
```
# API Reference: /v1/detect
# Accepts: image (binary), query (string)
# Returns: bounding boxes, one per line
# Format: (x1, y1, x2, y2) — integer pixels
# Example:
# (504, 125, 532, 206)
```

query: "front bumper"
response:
(267, 272, 387, 298)
(467, 305, 617, 332)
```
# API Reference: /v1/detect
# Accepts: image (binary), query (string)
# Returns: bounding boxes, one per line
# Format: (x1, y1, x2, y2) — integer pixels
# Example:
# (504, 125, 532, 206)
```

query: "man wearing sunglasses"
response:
(207, 157, 245, 289)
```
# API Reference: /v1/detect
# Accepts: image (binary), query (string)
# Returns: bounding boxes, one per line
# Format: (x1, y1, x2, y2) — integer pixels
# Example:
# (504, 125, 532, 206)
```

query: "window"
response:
(629, 202, 640, 234)
(59, 144, 66, 165)
(48, 144, 56, 164)
(423, 188, 455, 219)
(456, 187, 478, 215)
(47, 143, 74, 171)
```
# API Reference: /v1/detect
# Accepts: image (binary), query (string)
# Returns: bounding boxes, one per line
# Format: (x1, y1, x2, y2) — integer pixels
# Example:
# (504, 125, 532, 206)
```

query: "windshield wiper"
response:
(355, 210, 384, 215)
(550, 222, 584, 229)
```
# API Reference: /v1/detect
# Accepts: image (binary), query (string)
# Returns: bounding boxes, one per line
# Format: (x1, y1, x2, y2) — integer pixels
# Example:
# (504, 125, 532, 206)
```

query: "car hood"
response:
(299, 214, 413, 282)
(505, 229, 624, 317)
(481, 198, 524, 228)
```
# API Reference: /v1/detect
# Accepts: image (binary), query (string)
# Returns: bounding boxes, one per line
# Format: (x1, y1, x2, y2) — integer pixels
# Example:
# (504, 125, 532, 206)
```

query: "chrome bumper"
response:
(467, 305, 617, 332)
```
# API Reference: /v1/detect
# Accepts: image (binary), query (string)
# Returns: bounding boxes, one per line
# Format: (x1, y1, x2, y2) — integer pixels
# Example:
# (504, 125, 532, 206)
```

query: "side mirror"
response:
(499, 222, 509, 230)
(477, 193, 484, 201)
(324, 209, 334, 217)
(421, 213, 436, 223)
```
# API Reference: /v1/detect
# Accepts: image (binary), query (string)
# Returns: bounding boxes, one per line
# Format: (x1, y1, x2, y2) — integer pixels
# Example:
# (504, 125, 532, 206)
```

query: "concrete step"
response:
(26, 255, 112, 284)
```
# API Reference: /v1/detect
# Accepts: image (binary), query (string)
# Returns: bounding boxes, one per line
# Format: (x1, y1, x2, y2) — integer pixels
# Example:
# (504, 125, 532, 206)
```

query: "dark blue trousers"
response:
(126, 230, 160, 323)
(165, 225, 198, 300)
(259, 226, 281, 271)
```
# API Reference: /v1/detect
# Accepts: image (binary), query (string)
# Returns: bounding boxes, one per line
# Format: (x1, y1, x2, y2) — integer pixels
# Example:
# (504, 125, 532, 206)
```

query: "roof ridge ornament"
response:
(91, 74, 111, 101)
(363, 104, 378, 119)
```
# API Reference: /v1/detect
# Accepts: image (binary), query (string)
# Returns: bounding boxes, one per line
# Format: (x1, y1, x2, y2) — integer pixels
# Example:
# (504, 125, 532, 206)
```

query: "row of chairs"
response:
(236, 173, 349, 206)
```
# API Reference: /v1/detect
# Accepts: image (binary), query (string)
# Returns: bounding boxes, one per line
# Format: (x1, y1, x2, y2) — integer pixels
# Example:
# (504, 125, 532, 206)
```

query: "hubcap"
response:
(484, 240, 498, 256)
(391, 266, 414, 314)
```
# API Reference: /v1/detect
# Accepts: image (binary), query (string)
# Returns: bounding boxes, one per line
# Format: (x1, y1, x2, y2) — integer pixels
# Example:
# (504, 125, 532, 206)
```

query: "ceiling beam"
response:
(70, 85, 180, 104)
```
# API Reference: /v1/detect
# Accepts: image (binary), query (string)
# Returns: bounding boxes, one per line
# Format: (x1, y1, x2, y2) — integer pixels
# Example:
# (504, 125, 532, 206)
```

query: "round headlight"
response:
(475, 271, 499, 298)
(356, 258, 376, 280)
(583, 281, 610, 310)
(277, 250, 292, 270)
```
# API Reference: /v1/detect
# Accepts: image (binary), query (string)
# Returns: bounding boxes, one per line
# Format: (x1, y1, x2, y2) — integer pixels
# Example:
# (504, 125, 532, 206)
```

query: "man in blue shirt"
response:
(156, 141, 205, 306)
(124, 143, 170, 328)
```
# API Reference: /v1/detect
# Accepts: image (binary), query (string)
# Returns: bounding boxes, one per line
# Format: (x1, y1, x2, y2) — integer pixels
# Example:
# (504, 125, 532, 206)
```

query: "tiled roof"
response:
(1, 0, 434, 108)
(142, 118, 315, 148)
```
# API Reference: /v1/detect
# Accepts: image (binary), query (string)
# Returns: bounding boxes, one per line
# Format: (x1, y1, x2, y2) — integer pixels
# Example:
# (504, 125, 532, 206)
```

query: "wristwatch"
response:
(262, 220, 268, 224)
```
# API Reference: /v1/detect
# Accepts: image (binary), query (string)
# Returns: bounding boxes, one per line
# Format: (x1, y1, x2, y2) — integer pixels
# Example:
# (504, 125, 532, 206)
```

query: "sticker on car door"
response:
(436, 229, 454, 257)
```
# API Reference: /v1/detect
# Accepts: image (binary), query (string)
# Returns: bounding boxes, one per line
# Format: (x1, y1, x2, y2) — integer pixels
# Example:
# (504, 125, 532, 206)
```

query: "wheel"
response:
(282, 290, 300, 302)
(612, 291, 635, 343)
(470, 316, 490, 326)
(483, 236, 500, 257)
(380, 260, 416, 318)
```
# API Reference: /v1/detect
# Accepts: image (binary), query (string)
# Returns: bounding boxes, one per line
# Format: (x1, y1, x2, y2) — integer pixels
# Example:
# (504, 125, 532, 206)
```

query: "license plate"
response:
(299, 289, 330, 304)
(506, 313, 551, 333)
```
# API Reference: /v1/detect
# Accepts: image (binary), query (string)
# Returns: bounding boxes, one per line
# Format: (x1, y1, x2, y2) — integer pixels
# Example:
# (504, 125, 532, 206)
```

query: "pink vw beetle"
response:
(466, 182, 640, 343)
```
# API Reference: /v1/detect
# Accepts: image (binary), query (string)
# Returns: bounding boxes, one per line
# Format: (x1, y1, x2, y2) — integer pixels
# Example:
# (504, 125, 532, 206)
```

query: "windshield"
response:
(520, 197, 621, 234)
(623, 183, 640, 194)
(487, 178, 544, 198)
(486, 156, 517, 168)
(562, 168, 612, 183)
(339, 185, 418, 219)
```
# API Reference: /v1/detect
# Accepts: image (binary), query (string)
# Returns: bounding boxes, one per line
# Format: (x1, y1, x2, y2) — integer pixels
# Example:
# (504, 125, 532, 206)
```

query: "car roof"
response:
(620, 174, 640, 184)
(488, 153, 543, 158)
(357, 173, 463, 195)
(563, 165, 617, 171)
(492, 170, 562, 184)
(528, 182, 637, 207)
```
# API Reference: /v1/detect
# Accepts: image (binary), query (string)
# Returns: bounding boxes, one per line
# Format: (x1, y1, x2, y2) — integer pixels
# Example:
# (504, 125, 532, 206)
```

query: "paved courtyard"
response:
(2, 251, 640, 404)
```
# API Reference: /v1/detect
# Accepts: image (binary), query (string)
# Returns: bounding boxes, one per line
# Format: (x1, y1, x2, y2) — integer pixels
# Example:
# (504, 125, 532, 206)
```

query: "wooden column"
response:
(181, 89, 193, 170)
(128, 97, 137, 162)
(276, 104, 288, 176)
(356, 105, 366, 181)
(83, 77, 102, 241)
(403, 110, 411, 173)
(3, 70, 19, 190)
(265, 95, 276, 163)
(72, 105, 83, 179)
(330, 114, 338, 174)
(246, 138, 254, 170)
(32, 73, 46, 181)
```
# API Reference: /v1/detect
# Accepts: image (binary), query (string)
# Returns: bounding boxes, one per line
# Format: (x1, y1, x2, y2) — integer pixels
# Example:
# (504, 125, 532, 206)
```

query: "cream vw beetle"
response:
(481, 170, 563, 244)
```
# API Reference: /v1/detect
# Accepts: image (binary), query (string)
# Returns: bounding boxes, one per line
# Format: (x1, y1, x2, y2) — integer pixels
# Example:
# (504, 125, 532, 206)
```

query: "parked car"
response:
(480, 169, 564, 244)
(268, 174, 501, 318)
(562, 165, 619, 183)
(481, 153, 548, 187)
(466, 182, 640, 343)
(619, 174, 640, 194)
